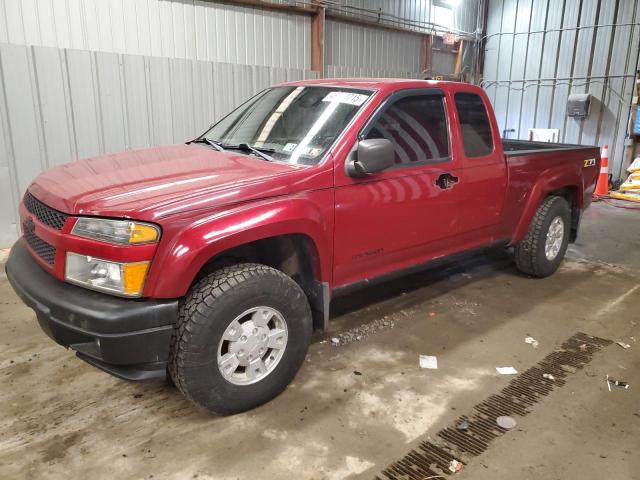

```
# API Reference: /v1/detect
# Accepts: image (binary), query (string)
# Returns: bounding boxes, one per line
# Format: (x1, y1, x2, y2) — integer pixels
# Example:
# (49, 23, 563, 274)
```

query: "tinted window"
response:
(365, 94, 449, 165)
(454, 92, 494, 157)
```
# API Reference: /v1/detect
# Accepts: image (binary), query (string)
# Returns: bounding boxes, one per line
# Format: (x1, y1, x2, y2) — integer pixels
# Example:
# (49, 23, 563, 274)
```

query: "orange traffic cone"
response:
(594, 144, 609, 196)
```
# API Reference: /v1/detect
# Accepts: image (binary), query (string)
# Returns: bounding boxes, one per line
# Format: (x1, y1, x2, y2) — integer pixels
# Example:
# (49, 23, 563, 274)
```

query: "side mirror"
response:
(346, 139, 395, 177)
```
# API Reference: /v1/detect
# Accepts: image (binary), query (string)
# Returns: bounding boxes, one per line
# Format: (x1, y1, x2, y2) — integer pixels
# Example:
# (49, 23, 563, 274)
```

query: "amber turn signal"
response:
(122, 262, 150, 295)
(129, 224, 159, 244)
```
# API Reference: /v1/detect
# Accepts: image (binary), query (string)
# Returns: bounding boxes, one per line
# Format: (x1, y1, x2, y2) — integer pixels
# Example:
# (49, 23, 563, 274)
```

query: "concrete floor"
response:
(1, 201, 639, 480)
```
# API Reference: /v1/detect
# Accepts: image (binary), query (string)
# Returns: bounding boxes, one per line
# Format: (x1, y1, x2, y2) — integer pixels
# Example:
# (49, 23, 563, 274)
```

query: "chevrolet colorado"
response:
(6, 79, 600, 414)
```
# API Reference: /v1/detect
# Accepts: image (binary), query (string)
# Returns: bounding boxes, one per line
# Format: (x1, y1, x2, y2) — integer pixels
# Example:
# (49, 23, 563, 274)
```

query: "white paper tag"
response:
(496, 366, 518, 375)
(419, 355, 438, 369)
(322, 91, 368, 106)
(282, 142, 297, 153)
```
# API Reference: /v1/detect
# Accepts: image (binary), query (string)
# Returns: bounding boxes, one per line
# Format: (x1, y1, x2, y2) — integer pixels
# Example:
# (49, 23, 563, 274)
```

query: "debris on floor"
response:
(496, 415, 517, 429)
(452, 298, 480, 317)
(456, 420, 470, 431)
(616, 341, 631, 349)
(579, 343, 589, 352)
(380, 333, 612, 479)
(448, 459, 463, 473)
(428, 311, 437, 317)
(496, 366, 518, 375)
(525, 336, 539, 348)
(328, 316, 397, 346)
(542, 373, 555, 381)
(606, 375, 629, 390)
(419, 355, 438, 369)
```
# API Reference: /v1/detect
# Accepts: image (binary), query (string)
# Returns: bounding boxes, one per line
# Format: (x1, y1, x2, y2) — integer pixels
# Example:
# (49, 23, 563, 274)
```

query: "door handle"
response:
(435, 173, 459, 190)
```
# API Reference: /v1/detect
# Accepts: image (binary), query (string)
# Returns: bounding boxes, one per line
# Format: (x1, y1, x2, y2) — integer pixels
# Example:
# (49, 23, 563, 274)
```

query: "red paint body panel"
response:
(146, 187, 335, 298)
(19, 79, 600, 301)
(450, 88, 508, 235)
(499, 147, 599, 244)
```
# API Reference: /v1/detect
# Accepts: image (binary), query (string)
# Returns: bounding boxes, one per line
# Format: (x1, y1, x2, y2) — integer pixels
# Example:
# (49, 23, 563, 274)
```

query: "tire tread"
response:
(514, 195, 567, 277)
(168, 263, 282, 407)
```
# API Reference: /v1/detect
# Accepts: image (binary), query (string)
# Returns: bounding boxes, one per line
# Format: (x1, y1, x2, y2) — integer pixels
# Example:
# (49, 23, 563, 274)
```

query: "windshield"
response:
(202, 86, 372, 165)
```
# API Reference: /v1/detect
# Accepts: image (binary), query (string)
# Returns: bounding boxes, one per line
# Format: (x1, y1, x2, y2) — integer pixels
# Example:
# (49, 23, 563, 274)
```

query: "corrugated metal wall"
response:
(483, 0, 640, 180)
(325, 19, 423, 78)
(0, 0, 482, 246)
(0, 42, 316, 246)
(0, 0, 481, 76)
(0, 0, 318, 247)
(324, 0, 482, 79)
(327, 0, 482, 35)
(0, 0, 311, 69)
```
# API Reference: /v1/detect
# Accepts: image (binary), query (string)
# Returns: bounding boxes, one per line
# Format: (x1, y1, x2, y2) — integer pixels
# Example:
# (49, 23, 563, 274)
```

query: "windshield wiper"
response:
(189, 137, 225, 152)
(192, 138, 275, 161)
(235, 143, 275, 162)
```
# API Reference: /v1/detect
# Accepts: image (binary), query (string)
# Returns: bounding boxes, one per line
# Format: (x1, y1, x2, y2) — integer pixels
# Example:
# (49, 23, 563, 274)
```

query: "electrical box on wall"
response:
(567, 93, 591, 118)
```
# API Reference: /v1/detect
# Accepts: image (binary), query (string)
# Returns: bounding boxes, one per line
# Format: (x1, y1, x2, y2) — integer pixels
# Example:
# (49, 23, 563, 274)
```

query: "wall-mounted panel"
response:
(483, 0, 640, 179)
(0, 42, 317, 246)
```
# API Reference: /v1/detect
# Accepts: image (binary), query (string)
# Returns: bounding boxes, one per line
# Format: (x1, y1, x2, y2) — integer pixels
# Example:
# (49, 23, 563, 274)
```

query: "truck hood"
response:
(28, 144, 306, 219)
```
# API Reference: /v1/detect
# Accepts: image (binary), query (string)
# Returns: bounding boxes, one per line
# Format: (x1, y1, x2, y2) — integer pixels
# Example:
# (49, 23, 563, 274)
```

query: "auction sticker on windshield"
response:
(283, 143, 297, 153)
(322, 91, 368, 106)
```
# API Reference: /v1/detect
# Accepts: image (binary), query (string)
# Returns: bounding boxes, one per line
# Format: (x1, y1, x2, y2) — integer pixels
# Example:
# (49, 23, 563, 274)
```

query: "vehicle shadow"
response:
(327, 247, 516, 331)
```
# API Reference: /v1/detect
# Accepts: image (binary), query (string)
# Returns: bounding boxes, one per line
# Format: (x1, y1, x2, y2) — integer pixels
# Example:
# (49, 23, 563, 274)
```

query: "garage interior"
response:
(1, 1, 640, 479)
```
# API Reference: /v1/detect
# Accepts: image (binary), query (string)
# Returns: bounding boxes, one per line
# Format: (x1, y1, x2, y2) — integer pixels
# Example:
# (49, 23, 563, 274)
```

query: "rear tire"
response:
(514, 196, 571, 278)
(169, 263, 312, 414)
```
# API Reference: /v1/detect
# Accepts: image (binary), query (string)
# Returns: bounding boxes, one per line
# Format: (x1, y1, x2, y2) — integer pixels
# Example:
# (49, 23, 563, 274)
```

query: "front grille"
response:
(23, 192, 68, 230)
(23, 219, 56, 265)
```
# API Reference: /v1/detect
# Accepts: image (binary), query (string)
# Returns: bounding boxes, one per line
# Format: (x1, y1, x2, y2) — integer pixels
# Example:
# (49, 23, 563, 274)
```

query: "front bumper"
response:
(6, 240, 179, 380)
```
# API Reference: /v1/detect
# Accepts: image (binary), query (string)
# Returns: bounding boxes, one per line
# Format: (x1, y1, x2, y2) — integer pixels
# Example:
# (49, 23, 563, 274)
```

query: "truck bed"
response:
(502, 139, 597, 157)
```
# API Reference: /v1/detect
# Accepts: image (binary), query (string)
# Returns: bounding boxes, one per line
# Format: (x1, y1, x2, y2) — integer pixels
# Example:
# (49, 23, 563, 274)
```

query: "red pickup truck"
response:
(7, 79, 600, 414)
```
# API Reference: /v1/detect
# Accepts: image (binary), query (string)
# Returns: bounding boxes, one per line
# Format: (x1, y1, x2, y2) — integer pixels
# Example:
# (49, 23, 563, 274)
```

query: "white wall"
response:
(0, 0, 319, 247)
(325, 19, 423, 78)
(327, 0, 482, 35)
(483, 0, 640, 179)
(0, 0, 311, 69)
(0, 0, 482, 246)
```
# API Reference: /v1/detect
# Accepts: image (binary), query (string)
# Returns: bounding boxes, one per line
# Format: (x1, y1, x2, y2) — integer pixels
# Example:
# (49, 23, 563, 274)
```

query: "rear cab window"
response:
(364, 91, 450, 167)
(454, 92, 494, 158)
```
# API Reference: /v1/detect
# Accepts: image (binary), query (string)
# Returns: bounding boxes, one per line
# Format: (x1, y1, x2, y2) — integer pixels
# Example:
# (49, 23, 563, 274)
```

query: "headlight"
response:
(72, 218, 160, 244)
(65, 252, 150, 297)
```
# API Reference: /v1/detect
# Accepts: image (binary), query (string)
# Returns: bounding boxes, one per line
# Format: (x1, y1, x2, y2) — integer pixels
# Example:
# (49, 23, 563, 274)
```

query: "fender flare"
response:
(146, 197, 331, 298)
(510, 165, 583, 245)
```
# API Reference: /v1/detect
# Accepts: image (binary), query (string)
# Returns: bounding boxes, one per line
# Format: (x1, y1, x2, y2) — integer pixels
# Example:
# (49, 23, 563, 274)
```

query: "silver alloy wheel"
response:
(545, 216, 565, 260)
(217, 306, 288, 385)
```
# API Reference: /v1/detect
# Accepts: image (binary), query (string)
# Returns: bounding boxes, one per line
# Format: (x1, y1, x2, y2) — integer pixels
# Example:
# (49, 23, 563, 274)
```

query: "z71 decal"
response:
(583, 158, 596, 168)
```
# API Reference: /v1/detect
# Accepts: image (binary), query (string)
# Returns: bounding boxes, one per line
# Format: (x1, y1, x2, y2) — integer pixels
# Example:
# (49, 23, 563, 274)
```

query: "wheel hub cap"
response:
(217, 307, 288, 385)
(545, 216, 565, 260)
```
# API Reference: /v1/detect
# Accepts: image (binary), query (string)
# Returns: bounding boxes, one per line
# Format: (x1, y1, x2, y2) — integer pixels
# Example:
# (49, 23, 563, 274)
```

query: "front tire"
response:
(169, 263, 312, 414)
(514, 196, 571, 278)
